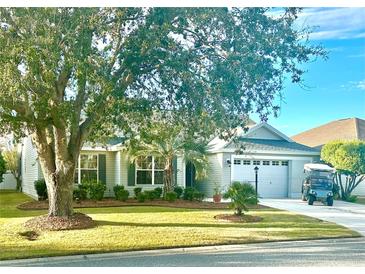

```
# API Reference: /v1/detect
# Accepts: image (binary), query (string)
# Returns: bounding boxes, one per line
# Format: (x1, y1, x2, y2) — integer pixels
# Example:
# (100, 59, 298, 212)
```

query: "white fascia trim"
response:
(209, 148, 320, 156)
(81, 144, 125, 152)
(241, 122, 293, 142)
(231, 154, 316, 161)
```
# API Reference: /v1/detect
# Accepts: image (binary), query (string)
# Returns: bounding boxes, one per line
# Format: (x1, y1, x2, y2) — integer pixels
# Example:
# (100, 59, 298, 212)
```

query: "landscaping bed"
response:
(24, 213, 96, 231)
(17, 198, 267, 210)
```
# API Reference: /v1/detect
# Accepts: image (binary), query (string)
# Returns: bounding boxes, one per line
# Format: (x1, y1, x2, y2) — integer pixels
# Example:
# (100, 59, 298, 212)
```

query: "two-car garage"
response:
(231, 157, 289, 198)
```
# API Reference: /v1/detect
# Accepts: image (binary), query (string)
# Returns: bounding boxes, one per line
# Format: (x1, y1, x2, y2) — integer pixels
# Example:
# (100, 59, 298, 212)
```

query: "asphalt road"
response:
(1, 238, 365, 267)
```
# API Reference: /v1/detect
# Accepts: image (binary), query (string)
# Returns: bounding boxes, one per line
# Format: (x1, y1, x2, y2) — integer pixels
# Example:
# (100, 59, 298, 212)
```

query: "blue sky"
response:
(252, 7, 365, 137)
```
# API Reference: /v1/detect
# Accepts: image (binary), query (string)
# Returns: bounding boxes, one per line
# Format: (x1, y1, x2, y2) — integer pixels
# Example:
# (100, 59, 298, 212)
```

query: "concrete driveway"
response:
(260, 199, 365, 236)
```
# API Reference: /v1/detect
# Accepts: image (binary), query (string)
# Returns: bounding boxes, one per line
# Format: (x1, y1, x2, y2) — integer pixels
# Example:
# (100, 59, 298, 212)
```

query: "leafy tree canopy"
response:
(321, 140, 365, 200)
(0, 8, 326, 217)
(321, 140, 365, 176)
(2, 148, 22, 191)
(0, 8, 325, 143)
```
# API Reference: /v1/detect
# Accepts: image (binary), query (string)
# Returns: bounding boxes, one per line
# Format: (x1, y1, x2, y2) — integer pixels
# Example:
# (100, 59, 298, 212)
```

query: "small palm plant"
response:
(223, 182, 258, 216)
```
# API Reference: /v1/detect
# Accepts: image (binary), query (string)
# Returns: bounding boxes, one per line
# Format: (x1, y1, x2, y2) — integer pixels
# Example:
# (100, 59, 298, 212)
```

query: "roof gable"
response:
(208, 122, 300, 153)
(242, 122, 293, 142)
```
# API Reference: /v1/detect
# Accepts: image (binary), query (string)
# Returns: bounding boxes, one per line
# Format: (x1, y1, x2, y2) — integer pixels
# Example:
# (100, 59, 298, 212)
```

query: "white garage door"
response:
(231, 159, 289, 198)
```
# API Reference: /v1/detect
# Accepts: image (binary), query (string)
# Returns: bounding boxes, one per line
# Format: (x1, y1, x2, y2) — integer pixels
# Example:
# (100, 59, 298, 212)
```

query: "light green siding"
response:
(21, 137, 40, 199)
(196, 153, 223, 197)
(176, 156, 185, 187)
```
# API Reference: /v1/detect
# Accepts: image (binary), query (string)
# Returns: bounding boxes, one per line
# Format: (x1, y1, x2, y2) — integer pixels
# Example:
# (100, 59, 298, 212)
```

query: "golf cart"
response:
(302, 163, 336, 206)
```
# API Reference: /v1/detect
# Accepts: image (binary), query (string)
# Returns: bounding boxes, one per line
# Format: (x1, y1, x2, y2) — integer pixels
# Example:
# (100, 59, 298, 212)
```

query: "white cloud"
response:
(295, 8, 365, 40)
(342, 80, 365, 90)
(348, 53, 365, 58)
(356, 80, 365, 90)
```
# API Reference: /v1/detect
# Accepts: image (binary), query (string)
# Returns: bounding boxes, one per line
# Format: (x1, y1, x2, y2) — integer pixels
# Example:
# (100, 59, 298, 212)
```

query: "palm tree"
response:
(223, 182, 258, 216)
(127, 123, 209, 193)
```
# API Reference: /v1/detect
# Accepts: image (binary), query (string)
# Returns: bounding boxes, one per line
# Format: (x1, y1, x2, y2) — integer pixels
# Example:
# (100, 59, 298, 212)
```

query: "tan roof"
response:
(291, 117, 365, 148)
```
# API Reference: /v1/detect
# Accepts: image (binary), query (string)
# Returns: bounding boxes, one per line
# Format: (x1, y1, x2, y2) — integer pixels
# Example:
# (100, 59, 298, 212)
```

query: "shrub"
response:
(193, 191, 205, 202)
(173, 186, 184, 199)
(83, 179, 106, 201)
(183, 187, 196, 201)
(113, 185, 130, 201)
(73, 184, 87, 200)
(154, 187, 163, 198)
(346, 195, 358, 203)
(134, 187, 142, 197)
(223, 182, 258, 216)
(165, 192, 177, 202)
(34, 179, 47, 200)
(137, 192, 147, 202)
(183, 187, 204, 201)
(145, 190, 158, 201)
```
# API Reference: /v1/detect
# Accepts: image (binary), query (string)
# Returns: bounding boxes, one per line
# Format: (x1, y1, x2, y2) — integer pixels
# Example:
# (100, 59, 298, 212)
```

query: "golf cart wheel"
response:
(301, 193, 307, 201)
(327, 197, 333, 206)
(308, 196, 314, 205)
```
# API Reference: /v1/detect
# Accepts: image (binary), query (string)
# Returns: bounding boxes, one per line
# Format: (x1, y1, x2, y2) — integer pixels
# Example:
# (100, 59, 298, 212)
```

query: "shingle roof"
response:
(235, 138, 319, 153)
(83, 136, 125, 148)
(291, 117, 365, 148)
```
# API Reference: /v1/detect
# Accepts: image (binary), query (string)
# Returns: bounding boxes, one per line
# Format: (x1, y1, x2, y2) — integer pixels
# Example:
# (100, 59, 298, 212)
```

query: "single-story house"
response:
(21, 120, 319, 199)
(292, 117, 365, 195)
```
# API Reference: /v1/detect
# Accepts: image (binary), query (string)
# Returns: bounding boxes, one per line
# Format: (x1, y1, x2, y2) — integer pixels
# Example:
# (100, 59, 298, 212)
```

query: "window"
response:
(263, 160, 270, 166)
(136, 156, 164, 185)
(272, 161, 280, 166)
(234, 159, 241, 165)
(243, 160, 251, 165)
(75, 154, 98, 184)
(253, 160, 260, 165)
(281, 161, 289, 166)
(153, 156, 165, 185)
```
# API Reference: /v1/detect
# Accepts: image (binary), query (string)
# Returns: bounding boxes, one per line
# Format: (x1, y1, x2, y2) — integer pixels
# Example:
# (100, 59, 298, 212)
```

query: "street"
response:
(1, 238, 364, 267)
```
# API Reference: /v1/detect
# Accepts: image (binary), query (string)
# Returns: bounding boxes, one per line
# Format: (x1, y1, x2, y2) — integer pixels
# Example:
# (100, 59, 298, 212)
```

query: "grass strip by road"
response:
(0, 191, 360, 260)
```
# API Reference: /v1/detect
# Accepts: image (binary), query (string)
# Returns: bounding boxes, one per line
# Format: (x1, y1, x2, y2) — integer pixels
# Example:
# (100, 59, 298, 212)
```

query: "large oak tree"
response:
(0, 8, 325, 217)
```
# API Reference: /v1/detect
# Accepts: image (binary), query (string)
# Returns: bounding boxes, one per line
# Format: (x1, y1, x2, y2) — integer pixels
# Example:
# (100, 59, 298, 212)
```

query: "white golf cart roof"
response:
(304, 163, 336, 173)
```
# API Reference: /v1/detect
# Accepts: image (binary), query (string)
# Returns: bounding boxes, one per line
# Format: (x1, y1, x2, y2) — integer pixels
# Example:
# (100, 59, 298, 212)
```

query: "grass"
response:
(0, 190, 360, 260)
(355, 197, 365, 205)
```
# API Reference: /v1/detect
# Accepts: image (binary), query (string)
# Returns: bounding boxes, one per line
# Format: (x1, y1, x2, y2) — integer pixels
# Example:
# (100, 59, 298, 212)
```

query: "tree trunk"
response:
(15, 176, 22, 192)
(33, 133, 78, 217)
(235, 207, 242, 216)
(163, 157, 174, 193)
(45, 166, 75, 217)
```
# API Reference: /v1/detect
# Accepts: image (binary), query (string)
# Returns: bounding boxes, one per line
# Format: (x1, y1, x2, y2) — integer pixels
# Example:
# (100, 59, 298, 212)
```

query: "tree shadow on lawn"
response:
(96, 220, 329, 229)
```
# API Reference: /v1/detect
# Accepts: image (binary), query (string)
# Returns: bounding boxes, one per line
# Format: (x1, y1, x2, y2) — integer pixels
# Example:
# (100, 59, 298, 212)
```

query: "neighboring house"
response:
(292, 117, 365, 195)
(292, 117, 365, 149)
(0, 133, 17, 190)
(21, 121, 319, 199)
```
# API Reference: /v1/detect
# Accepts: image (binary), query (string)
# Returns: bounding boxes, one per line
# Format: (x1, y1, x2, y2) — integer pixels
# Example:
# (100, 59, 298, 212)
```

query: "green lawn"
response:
(356, 197, 365, 205)
(0, 190, 360, 260)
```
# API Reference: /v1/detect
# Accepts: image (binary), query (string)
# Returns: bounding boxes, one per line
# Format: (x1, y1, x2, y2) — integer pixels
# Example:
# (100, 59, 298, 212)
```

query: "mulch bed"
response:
(17, 198, 267, 210)
(214, 214, 263, 223)
(24, 212, 96, 231)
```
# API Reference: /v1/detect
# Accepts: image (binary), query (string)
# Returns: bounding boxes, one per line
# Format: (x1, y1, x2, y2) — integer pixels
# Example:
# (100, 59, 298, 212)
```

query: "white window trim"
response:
(135, 156, 164, 185)
(75, 153, 99, 184)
